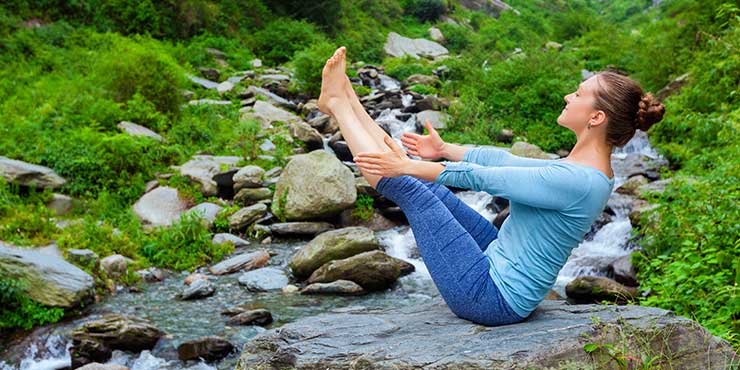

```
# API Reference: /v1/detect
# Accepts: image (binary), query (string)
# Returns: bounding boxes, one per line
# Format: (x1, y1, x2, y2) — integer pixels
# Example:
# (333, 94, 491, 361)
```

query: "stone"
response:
(66, 249, 99, 270)
(288, 121, 324, 151)
(545, 40, 563, 50)
(177, 336, 234, 362)
(260, 74, 290, 82)
(234, 187, 272, 206)
(132, 186, 188, 227)
(269, 222, 334, 237)
(100, 254, 131, 279)
(239, 86, 296, 111)
(428, 26, 445, 43)
(338, 209, 398, 231)
(187, 98, 231, 106)
(216, 81, 234, 95)
(300, 279, 365, 296)
(212, 233, 250, 248)
(629, 200, 661, 227)
(416, 110, 450, 129)
(198, 67, 220, 81)
(657, 72, 690, 101)
(184, 273, 208, 285)
(635, 178, 674, 198)
(384, 32, 449, 60)
(234, 298, 736, 370)
(177, 278, 215, 300)
(228, 203, 268, 230)
(233, 165, 265, 190)
(240, 100, 302, 129)
(226, 309, 273, 326)
(187, 74, 218, 89)
(46, 193, 74, 216)
(565, 275, 639, 304)
(0, 242, 94, 308)
(116, 121, 162, 141)
(70, 314, 164, 365)
(612, 152, 668, 180)
(616, 175, 649, 195)
(77, 364, 129, 370)
(144, 180, 159, 193)
(272, 150, 356, 221)
(184, 202, 223, 229)
(510, 141, 551, 159)
(307, 250, 401, 291)
(176, 155, 241, 197)
(289, 227, 381, 279)
(404, 74, 439, 87)
(209, 250, 270, 275)
(250, 59, 262, 68)
(498, 128, 515, 143)
(0, 156, 66, 189)
(135, 267, 165, 283)
(282, 284, 299, 294)
(609, 254, 638, 287)
(238, 267, 290, 292)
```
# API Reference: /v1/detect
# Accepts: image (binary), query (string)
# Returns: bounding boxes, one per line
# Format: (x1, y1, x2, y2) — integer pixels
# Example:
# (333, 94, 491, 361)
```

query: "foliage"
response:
(293, 41, 336, 96)
(402, 0, 446, 23)
(383, 56, 434, 82)
(0, 182, 57, 246)
(250, 19, 326, 65)
(0, 278, 65, 331)
(352, 194, 375, 221)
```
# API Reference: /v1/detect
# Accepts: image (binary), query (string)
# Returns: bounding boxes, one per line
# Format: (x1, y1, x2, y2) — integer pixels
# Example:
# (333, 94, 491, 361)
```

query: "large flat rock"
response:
(236, 298, 736, 369)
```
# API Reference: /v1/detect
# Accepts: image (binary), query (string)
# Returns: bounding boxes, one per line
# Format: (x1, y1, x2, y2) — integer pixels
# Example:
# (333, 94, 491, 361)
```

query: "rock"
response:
(0, 156, 66, 189)
(497, 128, 515, 143)
(657, 72, 690, 101)
(338, 209, 398, 231)
(545, 41, 563, 50)
(117, 121, 163, 142)
(269, 222, 334, 237)
(199, 67, 220, 81)
(609, 255, 638, 287)
(272, 150, 357, 221)
(184, 273, 208, 285)
(187, 74, 219, 89)
(144, 180, 159, 193)
(307, 250, 401, 291)
(234, 187, 272, 206)
(177, 278, 215, 300)
(177, 336, 234, 362)
(289, 227, 381, 279)
(260, 73, 290, 82)
(282, 284, 299, 294)
(301, 279, 365, 296)
(216, 80, 234, 94)
(77, 364, 129, 370)
(70, 314, 164, 365)
(135, 267, 165, 283)
(414, 96, 443, 112)
(234, 298, 736, 370)
(132, 186, 188, 227)
(100, 254, 131, 279)
(228, 203, 268, 230)
(416, 110, 450, 129)
(238, 267, 289, 292)
(565, 275, 639, 304)
(240, 100, 302, 129)
(635, 178, 674, 198)
(250, 59, 262, 68)
(184, 202, 223, 229)
(67, 249, 99, 270)
(188, 98, 232, 106)
(226, 308, 273, 326)
(176, 155, 241, 197)
(509, 141, 551, 159)
(612, 152, 668, 180)
(404, 74, 439, 87)
(233, 165, 265, 190)
(239, 86, 296, 111)
(209, 250, 269, 275)
(428, 26, 445, 43)
(629, 200, 661, 227)
(307, 114, 334, 134)
(46, 193, 74, 216)
(384, 32, 449, 60)
(616, 175, 649, 195)
(458, 0, 517, 17)
(288, 121, 324, 151)
(212, 233, 250, 248)
(0, 242, 94, 308)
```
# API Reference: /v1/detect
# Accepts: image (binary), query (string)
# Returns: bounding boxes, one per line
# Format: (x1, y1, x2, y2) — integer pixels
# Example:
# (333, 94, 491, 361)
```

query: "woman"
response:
(317, 46, 665, 325)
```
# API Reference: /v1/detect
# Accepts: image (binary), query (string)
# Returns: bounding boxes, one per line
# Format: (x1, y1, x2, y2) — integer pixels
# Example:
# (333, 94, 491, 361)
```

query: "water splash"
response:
(0, 335, 70, 370)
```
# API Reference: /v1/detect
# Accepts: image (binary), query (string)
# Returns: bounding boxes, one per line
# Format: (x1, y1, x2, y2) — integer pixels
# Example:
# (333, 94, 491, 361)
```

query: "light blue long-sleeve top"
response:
(434, 146, 615, 318)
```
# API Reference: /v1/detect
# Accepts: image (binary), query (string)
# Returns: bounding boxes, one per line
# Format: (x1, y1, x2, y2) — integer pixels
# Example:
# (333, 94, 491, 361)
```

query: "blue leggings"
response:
(377, 175, 526, 326)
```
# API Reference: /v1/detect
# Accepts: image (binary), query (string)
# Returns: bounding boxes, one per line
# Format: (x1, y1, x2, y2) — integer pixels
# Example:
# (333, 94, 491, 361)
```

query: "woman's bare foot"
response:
(318, 46, 348, 115)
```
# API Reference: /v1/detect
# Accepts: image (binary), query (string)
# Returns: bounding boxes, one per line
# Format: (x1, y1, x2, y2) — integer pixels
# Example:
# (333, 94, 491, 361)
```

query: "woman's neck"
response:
(564, 133, 614, 178)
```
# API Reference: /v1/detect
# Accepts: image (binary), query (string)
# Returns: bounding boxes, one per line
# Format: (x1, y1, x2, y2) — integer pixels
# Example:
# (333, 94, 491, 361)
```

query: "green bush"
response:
(352, 194, 374, 221)
(436, 23, 471, 53)
(383, 56, 433, 81)
(293, 41, 336, 96)
(250, 19, 326, 65)
(403, 0, 446, 22)
(0, 182, 57, 246)
(0, 278, 65, 331)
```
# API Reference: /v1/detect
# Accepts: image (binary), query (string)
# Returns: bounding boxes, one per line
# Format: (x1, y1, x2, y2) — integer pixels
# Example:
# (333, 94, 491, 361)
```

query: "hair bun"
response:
(635, 93, 665, 131)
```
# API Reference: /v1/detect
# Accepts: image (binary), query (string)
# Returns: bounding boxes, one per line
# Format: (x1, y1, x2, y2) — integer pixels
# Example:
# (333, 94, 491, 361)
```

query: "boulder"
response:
(187, 74, 219, 89)
(70, 314, 165, 365)
(307, 250, 401, 291)
(228, 203, 268, 230)
(234, 298, 736, 370)
(209, 250, 269, 275)
(269, 222, 334, 237)
(289, 227, 381, 279)
(404, 74, 439, 87)
(216, 80, 234, 94)
(176, 278, 215, 300)
(117, 121, 163, 142)
(233, 165, 265, 190)
(184, 202, 223, 229)
(608, 255, 638, 287)
(416, 110, 450, 129)
(338, 209, 398, 231)
(177, 336, 234, 362)
(272, 150, 356, 221)
(188, 98, 231, 106)
(616, 175, 649, 195)
(635, 178, 674, 198)
(240, 100, 301, 129)
(132, 186, 188, 227)
(100, 254, 132, 279)
(288, 121, 324, 151)
(300, 279, 365, 296)
(0, 242, 94, 308)
(212, 233, 250, 248)
(66, 249, 100, 270)
(176, 155, 241, 197)
(565, 275, 639, 304)
(428, 27, 445, 43)
(238, 267, 290, 292)
(46, 193, 74, 216)
(612, 152, 668, 180)
(384, 32, 449, 60)
(226, 309, 273, 326)
(234, 187, 272, 206)
(510, 141, 551, 160)
(0, 156, 66, 189)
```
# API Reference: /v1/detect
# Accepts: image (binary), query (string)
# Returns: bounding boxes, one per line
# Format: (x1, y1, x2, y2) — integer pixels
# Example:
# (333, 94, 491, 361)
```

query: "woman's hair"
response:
(592, 71, 666, 147)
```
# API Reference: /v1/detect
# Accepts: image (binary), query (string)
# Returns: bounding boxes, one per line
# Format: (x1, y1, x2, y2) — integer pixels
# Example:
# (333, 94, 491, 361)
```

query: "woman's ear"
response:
(591, 110, 608, 127)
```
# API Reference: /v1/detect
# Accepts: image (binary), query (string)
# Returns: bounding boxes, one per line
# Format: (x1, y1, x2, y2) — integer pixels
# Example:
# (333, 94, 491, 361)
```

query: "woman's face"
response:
(557, 75, 600, 132)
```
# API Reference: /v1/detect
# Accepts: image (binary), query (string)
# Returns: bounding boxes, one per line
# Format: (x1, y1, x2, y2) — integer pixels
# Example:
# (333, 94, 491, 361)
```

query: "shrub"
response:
(352, 194, 374, 221)
(0, 182, 57, 246)
(0, 278, 65, 331)
(383, 56, 433, 81)
(403, 0, 446, 23)
(436, 23, 471, 53)
(293, 41, 336, 96)
(250, 19, 326, 65)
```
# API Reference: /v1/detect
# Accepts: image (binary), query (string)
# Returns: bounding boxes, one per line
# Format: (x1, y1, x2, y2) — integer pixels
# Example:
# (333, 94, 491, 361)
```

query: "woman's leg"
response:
(376, 175, 524, 326)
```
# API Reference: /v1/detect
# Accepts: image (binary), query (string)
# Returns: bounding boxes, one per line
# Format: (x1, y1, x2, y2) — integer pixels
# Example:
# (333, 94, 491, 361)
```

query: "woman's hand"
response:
(401, 119, 446, 160)
(354, 135, 413, 178)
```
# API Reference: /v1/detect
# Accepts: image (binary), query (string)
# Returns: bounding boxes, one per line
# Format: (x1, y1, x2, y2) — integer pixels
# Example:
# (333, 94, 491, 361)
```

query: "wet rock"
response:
(616, 175, 649, 195)
(132, 186, 188, 227)
(565, 275, 638, 304)
(100, 254, 131, 279)
(416, 110, 450, 129)
(187, 74, 219, 89)
(238, 267, 290, 292)
(176, 155, 241, 197)
(510, 141, 551, 159)
(184, 202, 223, 229)
(612, 152, 668, 180)
(233, 165, 265, 190)
(235, 296, 737, 370)
(67, 249, 100, 270)
(329, 140, 352, 162)
(300, 279, 365, 296)
(269, 222, 334, 237)
(212, 233, 250, 248)
(70, 314, 165, 365)
(272, 150, 356, 221)
(177, 278, 215, 300)
(226, 308, 273, 326)
(239, 86, 296, 112)
(629, 199, 661, 227)
(338, 209, 398, 231)
(184, 273, 208, 285)
(608, 255, 638, 287)
(0, 242, 94, 308)
(198, 67, 220, 81)
(635, 177, 674, 198)
(216, 80, 234, 94)
(0, 156, 66, 189)
(77, 363, 129, 370)
(135, 267, 165, 283)
(307, 250, 401, 291)
(289, 227, 381, 279)
(117, 121, 162, 142)
(209, 250, 270, 275)
(228, 203, 268, 230)
(282, 284, 299, 294)
(177, 336, 234, 362)
(70, 339, 112, 369)
(384, 32, 449, 60)
(288, 121, 324, 151)
(234, 187, 272, 206)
